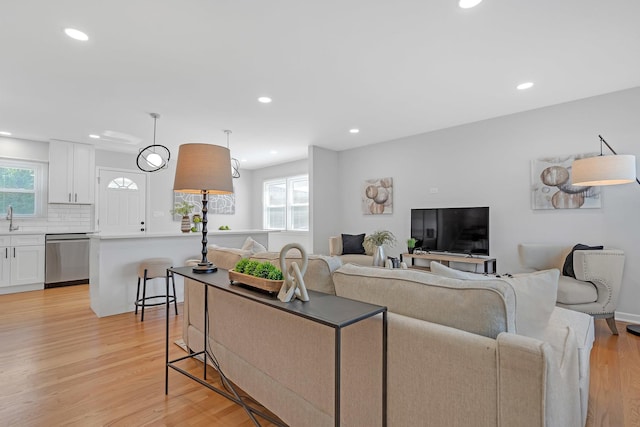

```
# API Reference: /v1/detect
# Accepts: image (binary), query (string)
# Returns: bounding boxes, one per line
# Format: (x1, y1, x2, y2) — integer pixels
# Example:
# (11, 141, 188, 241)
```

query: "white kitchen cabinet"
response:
(0, 234, 45, 288)
(49, 140, 96, 204)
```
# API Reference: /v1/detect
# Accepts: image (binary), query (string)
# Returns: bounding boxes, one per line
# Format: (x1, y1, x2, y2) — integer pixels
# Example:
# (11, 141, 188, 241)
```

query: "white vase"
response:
(373, 245, 385, 267)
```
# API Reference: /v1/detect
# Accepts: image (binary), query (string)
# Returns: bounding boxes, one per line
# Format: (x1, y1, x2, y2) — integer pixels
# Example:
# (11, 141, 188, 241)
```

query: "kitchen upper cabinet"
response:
(49, 140, 96, 204)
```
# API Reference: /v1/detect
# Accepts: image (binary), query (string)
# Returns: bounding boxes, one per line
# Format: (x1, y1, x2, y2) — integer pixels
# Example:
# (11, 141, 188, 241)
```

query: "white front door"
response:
(97, 169, 147, 234)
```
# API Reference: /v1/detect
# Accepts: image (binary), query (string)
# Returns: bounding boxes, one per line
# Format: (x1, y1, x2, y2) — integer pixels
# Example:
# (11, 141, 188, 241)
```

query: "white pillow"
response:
(429, 261, 494, 280)
(241, 236, 267, 254)
(429, 262, 558, 339)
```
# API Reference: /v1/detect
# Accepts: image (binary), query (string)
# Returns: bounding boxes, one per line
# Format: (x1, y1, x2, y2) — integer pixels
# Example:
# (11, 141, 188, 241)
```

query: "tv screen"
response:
(410, 207, 489, 256)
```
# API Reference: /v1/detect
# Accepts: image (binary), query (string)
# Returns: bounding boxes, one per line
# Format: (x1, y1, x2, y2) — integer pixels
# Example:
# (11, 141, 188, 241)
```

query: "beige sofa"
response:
(182, 259, 593, 426)
(328, 236, 374, 265)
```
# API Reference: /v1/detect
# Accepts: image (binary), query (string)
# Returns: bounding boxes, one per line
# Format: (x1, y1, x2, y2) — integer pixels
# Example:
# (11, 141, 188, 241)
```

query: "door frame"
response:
(95, 167, 149, 233)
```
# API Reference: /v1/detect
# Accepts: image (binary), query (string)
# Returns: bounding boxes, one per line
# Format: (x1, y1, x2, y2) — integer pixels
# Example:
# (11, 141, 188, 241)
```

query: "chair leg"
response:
(171, 271, 178, 315)
(135, 276, 141, 315)
(141, 270, 148, 322)
(605, 316, 619, 335)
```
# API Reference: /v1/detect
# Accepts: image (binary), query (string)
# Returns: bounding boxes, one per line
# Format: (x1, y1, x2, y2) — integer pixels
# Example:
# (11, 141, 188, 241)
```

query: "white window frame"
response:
(263, 174, 309, 231)
(0, 158, 48, 218)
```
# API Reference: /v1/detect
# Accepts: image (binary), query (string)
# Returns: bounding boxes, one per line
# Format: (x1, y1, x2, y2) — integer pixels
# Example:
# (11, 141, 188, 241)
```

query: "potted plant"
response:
(407, 238, 417, 254)
(364, 230, 396, 267)
(171, 200, 194, 233)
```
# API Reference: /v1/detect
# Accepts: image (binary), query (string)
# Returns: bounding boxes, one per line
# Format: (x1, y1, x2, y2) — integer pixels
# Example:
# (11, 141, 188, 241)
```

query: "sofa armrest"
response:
(573, 249, 625, 313)
(329, 236, 342, 256)
(497, 329, 582, 427)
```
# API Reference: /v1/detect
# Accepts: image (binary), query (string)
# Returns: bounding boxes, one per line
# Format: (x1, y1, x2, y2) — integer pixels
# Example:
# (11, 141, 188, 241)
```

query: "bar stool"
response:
(135, 257, 178, 321)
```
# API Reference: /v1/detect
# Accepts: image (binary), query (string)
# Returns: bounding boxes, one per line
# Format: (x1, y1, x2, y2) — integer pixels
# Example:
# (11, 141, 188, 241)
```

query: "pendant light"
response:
(224, 130, 241, 179)
(137, 113, 171, 172)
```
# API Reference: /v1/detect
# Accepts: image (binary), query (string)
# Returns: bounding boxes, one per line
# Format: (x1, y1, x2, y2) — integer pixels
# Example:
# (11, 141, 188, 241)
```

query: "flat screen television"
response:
(410, 207, 489, 256)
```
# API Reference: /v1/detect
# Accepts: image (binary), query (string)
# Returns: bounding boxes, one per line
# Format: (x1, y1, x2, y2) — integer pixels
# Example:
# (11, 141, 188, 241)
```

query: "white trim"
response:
(615, 311, 640, 325)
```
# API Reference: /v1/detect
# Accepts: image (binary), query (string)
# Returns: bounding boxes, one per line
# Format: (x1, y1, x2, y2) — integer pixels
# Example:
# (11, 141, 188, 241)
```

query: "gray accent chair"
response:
(518, 243, 625, 334)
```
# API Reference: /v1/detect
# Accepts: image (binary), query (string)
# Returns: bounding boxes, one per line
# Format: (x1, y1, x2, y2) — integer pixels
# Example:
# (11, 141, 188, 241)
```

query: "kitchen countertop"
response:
(91, 229, 271, 240)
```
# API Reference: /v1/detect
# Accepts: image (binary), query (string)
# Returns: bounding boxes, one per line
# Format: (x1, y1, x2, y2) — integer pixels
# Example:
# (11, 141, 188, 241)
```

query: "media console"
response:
(401, 252, 497, 274)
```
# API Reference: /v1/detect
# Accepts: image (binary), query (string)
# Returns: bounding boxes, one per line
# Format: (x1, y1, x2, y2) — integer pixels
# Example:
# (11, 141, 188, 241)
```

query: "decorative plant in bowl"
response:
(364, 230, 397, 267)
(229, 259, 284, 293)
(407, 238, 417, 254)
(171, 201, 194, 233)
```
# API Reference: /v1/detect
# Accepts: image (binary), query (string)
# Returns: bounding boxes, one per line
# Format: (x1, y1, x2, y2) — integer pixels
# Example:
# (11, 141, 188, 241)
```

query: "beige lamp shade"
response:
(173, 143, 234, 194)
(572, 154, 637, 186)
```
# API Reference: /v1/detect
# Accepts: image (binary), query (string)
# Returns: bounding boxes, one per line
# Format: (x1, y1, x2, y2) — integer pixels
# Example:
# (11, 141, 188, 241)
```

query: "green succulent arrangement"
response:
(407, 238, 417, 249)
(364, 230, 397, 247)
(171, 200, 194, 217)
(234, 259, 284, 281)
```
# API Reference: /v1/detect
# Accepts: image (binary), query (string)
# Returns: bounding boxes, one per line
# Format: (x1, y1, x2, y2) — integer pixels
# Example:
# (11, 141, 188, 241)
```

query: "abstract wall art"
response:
(362, 177, 393, 214)
(531, 153, 601, 210)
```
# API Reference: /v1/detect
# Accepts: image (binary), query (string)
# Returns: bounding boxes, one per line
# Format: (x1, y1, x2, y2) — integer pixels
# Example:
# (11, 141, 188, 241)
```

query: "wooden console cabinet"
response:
(401, 252, 497, 274)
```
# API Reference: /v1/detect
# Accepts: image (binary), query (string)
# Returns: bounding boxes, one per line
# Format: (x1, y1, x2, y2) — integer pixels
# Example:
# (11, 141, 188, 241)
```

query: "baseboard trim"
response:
(615, 311, 640, 325)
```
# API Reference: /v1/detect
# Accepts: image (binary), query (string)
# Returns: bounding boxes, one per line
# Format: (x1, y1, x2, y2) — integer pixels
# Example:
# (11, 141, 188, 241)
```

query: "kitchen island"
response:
(89, 230, 269, 317)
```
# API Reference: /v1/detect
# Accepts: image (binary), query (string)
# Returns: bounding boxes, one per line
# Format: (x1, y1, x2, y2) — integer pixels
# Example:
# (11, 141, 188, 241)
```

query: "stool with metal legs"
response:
(135, 257, 178, 321)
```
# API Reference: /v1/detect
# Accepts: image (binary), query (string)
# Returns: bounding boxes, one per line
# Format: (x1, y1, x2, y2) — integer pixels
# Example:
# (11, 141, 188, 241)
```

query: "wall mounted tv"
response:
(410, 207, 490, 256)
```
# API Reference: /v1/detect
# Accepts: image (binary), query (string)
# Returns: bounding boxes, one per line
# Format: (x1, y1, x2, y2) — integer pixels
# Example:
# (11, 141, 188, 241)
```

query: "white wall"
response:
(328, 87, 640, 321)
(0, 137, 48, 161)
(309, 145, 340, 254)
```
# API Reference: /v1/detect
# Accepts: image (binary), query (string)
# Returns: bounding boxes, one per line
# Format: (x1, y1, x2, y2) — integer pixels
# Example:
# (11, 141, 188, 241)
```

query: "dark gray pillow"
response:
(563, 244, 603, 278)
(342, 233, 366, 255)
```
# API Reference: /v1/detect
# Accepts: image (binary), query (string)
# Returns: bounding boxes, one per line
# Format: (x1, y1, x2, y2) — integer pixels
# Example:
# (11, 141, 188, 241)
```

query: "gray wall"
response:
(309, 145, 340, 254)
(319, 87, 640, 322)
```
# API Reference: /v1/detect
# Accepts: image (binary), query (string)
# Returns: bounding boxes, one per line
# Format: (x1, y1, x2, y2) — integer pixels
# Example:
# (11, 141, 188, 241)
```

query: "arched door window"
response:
(107, 177, 138, 190)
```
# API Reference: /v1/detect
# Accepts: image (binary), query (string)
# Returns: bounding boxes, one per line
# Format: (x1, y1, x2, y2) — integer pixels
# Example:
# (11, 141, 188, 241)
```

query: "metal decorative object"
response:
(137, 113, 170, 172)
(224, 130, 241, 179)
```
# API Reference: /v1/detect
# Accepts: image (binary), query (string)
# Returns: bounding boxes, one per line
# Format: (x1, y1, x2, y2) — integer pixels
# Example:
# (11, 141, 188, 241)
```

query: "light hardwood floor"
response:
(0, 285, 638, 426)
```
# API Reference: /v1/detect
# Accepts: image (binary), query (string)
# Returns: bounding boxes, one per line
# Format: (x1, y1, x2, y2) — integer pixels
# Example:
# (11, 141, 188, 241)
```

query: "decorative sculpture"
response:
(277, 243, 310, 303)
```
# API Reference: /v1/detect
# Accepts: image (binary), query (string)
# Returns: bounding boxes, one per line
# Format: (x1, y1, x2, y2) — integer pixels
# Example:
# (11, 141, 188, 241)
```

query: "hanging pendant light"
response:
(225, 130, 241, 179)
(137, 113, 171, 172)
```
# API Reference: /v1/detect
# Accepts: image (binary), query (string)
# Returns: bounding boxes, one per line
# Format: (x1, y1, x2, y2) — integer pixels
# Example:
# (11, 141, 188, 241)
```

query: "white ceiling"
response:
(1, 1, 639, 169)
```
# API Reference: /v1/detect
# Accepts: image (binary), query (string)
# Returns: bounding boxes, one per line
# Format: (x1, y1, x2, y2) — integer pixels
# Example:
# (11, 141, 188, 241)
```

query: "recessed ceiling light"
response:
(0, 131, 11, 136)
(258, 97, 272, 104)
(270, 150, 278, 155)
(64, 28, 89, 41)
(349, 129, 360, 134)
(89, 134, 100, 139)
(459, 0, 482, 9)
(241, 158, 247, 162)
(517, 82, 534, 90)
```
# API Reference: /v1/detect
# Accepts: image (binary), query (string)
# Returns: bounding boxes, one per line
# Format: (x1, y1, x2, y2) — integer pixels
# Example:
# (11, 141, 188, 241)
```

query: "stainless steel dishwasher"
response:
(45, 233, 90, 288)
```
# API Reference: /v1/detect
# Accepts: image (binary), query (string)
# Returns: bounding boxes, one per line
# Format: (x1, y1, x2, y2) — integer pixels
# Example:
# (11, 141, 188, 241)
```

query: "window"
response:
(264, 175, 308, 231)
(0, 159, 47, 217)
(107, 177, 139, 190)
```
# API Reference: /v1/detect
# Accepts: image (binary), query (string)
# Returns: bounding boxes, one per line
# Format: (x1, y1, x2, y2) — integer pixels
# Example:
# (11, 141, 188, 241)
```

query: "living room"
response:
(1, 1, 639, 426)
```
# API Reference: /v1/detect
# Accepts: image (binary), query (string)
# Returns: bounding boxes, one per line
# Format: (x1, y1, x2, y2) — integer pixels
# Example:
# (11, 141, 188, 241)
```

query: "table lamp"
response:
(173, 143, 233, 273)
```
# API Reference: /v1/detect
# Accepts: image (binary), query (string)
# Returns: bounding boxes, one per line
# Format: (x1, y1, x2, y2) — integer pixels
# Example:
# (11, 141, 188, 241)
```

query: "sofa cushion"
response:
(342, 233, 366, 255)
(557, 276, 598, 304)
(249, 251, 341, 295)
(333, 263, 516, 339)
(430, 262, 559, 339)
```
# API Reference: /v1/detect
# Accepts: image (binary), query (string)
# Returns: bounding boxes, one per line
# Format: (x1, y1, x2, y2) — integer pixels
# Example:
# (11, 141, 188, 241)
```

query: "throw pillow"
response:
(241, 237, 267, 254)
(341, 233, 366, 255)
(430, 262, 558, 339)
(562, 244, 603, 278)
(429, 261, 494, 280)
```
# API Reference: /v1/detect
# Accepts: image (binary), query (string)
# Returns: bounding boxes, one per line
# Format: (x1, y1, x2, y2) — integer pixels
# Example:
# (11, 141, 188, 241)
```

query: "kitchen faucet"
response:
(6, 205, 19, 231)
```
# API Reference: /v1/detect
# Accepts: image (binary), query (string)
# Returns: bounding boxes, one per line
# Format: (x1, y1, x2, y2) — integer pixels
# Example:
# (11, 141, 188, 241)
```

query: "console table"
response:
(401, 252, 497, 274)
(166, 267, 387, 427)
